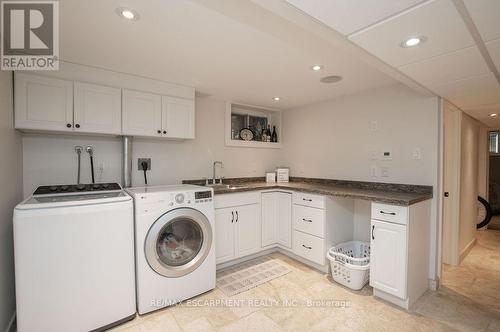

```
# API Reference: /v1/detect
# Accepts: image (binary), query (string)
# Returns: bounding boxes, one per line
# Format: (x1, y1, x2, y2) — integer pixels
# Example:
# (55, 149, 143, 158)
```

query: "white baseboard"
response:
(5, 311, 15, 332)
(459, 238, 476, 263)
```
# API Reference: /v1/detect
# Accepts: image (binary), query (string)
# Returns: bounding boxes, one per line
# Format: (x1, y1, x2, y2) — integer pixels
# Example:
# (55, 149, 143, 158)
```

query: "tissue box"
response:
(276, 168, 289, 183)
(266, 172, 276, 183)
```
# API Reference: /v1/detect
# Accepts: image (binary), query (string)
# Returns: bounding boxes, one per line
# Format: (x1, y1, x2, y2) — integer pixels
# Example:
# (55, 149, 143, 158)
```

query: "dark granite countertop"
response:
(183, 177, 433, 206)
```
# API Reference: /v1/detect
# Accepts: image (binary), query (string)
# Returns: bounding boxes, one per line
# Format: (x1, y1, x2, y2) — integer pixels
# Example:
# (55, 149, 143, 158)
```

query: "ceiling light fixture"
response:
(116, 7, 139, 21)
(311, 65, 323, 71)
(400, 36, 427, 48)
(320, 75, 343, 83)
(272, 97, 280, 101)
(490, 113, 498, 117)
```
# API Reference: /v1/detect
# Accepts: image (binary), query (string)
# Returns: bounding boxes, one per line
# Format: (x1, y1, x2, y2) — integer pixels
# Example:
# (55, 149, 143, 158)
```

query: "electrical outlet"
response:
(412, 148, 422, 160)
(370, 165, 378, 178)
(138, 158, 151, 170)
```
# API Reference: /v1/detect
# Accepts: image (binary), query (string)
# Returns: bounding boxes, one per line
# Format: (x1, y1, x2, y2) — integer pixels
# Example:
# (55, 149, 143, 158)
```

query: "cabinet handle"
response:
(75, 124, 80, 128)
(303, 198, 312, 202)
(157, 130, 161, 134)
(380, 210, 396, 216)
(372, 225, 375, 240)
(302, 218, 312, 223)
(236, 211, 239, 223)
(163, 130, 167, 134)
(302, 244, 312, 250)
(66, 123, 72, 128)
(231, 211, 234, 223)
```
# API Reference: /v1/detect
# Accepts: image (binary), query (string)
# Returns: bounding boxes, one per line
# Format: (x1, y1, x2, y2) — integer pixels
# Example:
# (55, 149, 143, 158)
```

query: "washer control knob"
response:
(175, 193, 185, 204)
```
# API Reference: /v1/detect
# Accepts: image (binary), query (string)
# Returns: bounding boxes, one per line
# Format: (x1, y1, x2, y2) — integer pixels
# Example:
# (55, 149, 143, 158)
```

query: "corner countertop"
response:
(183, 177, 433, 206)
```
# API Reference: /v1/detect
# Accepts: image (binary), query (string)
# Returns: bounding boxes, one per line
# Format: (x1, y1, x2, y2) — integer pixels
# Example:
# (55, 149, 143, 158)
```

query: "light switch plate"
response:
(370, 165, 378, 177)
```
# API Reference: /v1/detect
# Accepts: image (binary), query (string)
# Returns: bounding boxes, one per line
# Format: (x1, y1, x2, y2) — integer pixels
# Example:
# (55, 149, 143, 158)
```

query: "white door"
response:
(277, 192, 292, 248)
(161, 96, 195, 139)
(73, 82, 121, 134)
(236, 204, 261, 257)
(215, 208, 236, 264)
(261, 193, 277, 247)
(14, 73, 73, 132)
(122, 89, 162, 137)
(370, 219, 407, 299)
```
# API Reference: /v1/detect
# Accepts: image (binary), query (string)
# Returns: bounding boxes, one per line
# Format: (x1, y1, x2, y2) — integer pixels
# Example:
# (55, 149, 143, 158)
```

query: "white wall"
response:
(459, 112, 480, 256)
(23, 96, 280, 196)
(0, 71, 23, 331)
(278, 84, 440, 278)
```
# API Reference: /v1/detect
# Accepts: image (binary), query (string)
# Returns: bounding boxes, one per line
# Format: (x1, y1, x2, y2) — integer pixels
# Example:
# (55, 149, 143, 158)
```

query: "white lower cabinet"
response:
(261, 192, 292, 248)
(215, 193, 261, 264)
(370, 201, 431, 309)
(370, 219, 407, 299)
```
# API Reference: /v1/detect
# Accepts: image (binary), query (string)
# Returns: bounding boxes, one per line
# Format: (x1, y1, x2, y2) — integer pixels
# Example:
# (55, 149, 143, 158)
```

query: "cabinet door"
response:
(277, 192, 292, 248)
(261, 193, 277, 247)
(215, 208, 236, 264)
(73, 82, 121, 134)
(122, 89, 162, 137)
(235, 204, 261, 257)
(161, 96, 195, 139)
(370, 220, 407, 299)
(15, 73, 73, 132)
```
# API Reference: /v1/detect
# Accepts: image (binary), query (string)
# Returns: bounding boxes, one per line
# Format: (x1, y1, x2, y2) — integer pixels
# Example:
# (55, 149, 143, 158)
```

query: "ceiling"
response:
(57, 0, 397, 110)
(286, 0, 500, 127)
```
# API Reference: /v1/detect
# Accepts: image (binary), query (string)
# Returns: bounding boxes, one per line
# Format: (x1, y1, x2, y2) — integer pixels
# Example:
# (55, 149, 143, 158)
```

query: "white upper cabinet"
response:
(162, 96, 195, 139)
(73, 82, 122, 135)
(15, 73, 73, 132)
(122, 89, 162, 137)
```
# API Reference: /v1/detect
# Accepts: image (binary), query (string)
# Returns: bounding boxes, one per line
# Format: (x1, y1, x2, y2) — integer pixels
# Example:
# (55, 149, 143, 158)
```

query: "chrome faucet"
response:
(212, 161, 224, 184)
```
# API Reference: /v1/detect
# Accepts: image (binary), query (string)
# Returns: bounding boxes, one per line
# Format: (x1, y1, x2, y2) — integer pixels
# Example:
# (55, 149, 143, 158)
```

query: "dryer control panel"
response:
(195, 190, 212, 203)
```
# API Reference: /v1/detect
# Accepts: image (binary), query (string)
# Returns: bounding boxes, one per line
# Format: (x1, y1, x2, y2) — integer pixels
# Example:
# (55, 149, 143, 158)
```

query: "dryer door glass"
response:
(156, 219, 203, 267)
(145, 208, 213, 278)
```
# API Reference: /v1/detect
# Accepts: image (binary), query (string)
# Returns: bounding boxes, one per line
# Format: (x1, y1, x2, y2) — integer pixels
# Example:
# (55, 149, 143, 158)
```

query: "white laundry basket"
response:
(327, 241, 370, 290)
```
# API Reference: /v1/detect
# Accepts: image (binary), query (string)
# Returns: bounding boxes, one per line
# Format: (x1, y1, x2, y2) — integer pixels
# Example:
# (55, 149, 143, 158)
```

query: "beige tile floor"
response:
(111, 243, 500, 332)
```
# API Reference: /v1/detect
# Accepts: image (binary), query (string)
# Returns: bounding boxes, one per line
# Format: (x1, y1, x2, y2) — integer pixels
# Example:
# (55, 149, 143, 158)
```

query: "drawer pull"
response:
(302, 244, 312, 250)
(372, 225, 375, 240)
(302, 218, 313, 223)
(231, 211, 234, 223)
(303, 198, 313, 202)
(380, 210, 396, 216)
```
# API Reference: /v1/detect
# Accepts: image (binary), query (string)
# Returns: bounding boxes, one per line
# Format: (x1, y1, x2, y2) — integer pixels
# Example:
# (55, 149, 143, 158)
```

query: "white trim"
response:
(459, 238, 476, 263)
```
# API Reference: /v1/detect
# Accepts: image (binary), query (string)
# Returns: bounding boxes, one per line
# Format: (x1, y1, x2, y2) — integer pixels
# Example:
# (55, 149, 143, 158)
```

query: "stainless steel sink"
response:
(206, 183, 242, 190)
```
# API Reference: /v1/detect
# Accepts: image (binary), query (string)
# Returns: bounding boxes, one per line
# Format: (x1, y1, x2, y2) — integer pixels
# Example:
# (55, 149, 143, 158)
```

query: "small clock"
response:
(239, 128, 254, 141)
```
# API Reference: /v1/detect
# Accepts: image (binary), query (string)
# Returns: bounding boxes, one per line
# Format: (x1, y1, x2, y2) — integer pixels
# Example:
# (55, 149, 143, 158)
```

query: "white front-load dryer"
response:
(127, 185, 216, 314)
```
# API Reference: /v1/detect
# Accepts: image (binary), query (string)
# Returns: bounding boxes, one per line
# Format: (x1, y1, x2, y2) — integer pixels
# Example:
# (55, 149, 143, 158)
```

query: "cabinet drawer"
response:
(293, 230, 325, 265)
(371, 203, 408, 225)
(293, 205, 325, 238)
(214, 192, 260, 209)
(293, 192, 325, 209)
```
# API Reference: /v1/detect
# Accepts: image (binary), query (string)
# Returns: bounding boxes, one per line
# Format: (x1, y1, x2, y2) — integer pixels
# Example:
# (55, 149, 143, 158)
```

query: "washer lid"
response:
(16, 191, 131, 210)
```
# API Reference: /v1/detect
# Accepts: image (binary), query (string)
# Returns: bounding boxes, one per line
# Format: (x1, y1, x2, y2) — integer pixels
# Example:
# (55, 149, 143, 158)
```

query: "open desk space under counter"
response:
(184, 177, 433, 310)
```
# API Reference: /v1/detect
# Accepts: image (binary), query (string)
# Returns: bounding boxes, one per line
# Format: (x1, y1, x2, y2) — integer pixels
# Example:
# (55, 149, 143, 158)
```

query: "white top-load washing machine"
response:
(13, 183, 136, 332)
(127, 184, 216, 315)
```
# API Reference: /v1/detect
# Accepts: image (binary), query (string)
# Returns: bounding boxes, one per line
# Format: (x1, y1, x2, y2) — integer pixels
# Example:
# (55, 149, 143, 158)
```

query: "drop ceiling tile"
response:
(462, 103, 500, 127)
(399, 46, 489, 86)
(285, 0, 425, 35)
(430, 73, 500, 109)
(463, 0, 500, 42)
(486, 38, 500, 71)
(349, 0, 475, 67)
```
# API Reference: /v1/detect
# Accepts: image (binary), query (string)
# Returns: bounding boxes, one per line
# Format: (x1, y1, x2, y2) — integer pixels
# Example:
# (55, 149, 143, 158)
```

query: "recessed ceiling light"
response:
(272, 97, 280, 101)
(400, 36, 427, 48)
(116, 7, 139, 20)
(311, 65, 323, 71)
(490, 113, 498, 117)
(320, 75, 343, 83)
